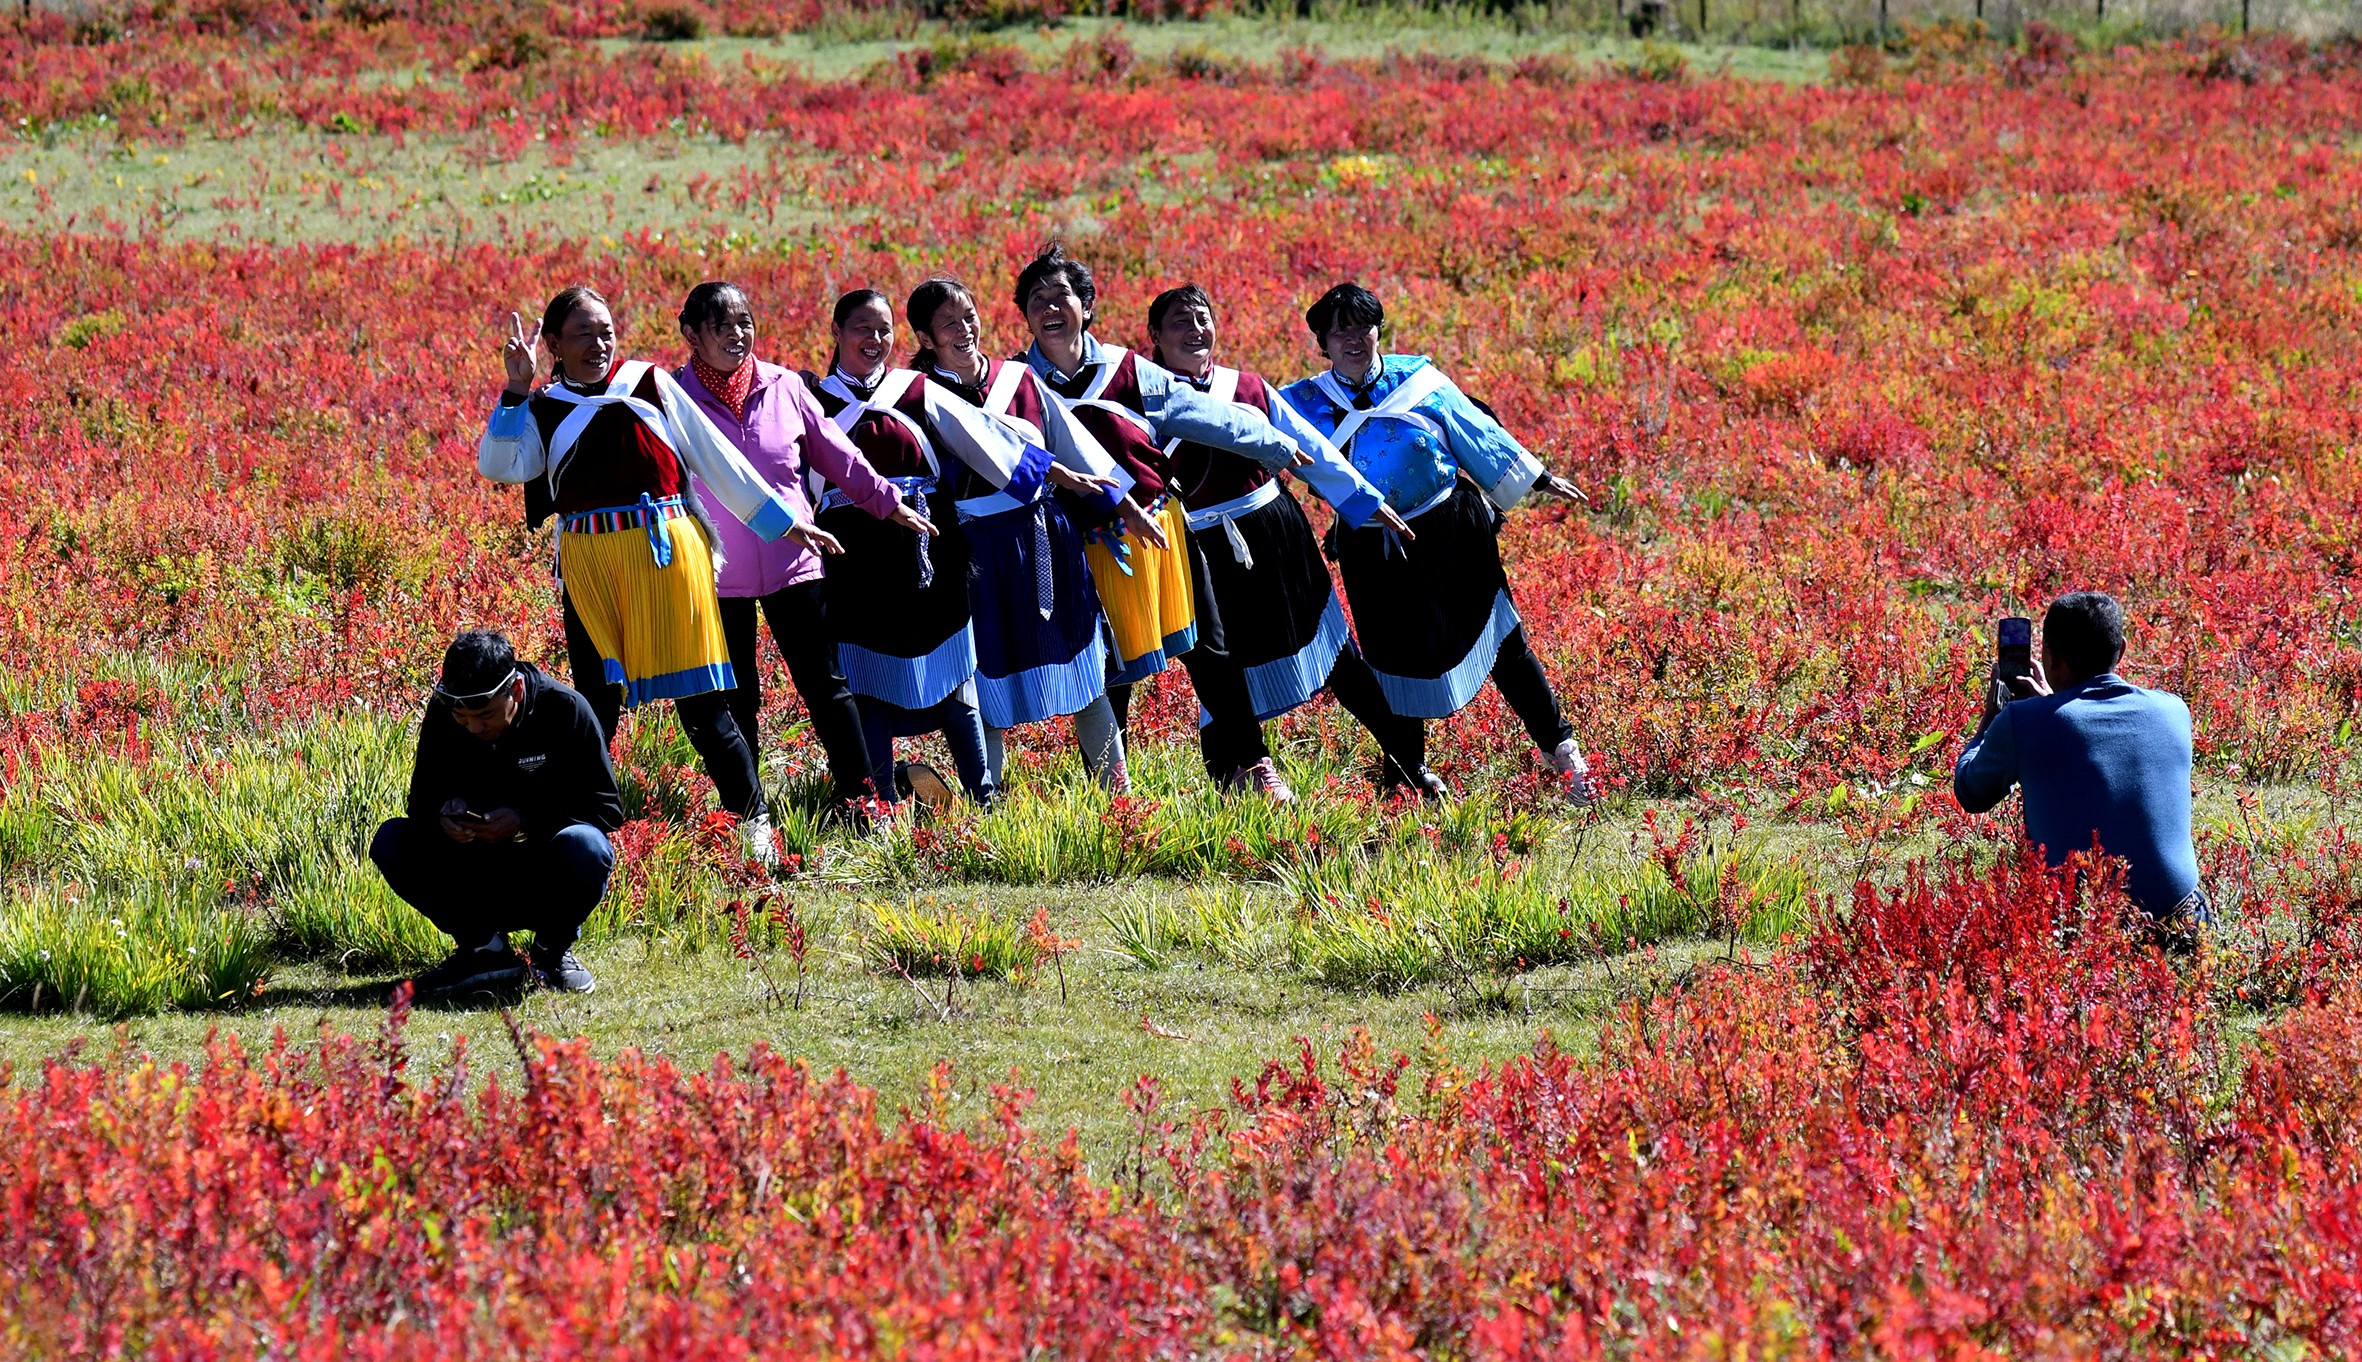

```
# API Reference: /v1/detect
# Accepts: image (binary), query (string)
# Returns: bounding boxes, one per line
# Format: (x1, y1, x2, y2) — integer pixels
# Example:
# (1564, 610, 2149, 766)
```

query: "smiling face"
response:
(833, 297, 895, 379)
(551, 300, 617, 384)
(922, 290, 985, 377)
(683, 290, 755, 376)
(1320, 319, 1382, 384)
(1152, 300, 1217, 378)
(1023, 275, 1092, 362)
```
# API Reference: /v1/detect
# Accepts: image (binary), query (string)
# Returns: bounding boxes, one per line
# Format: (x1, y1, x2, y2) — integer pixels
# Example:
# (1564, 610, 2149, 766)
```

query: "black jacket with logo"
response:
(404, 662, 623, 841)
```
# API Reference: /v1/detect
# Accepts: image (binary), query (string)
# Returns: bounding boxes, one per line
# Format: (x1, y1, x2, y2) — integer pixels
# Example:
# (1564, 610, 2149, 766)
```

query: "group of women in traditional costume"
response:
(476, 251, 1593, 854)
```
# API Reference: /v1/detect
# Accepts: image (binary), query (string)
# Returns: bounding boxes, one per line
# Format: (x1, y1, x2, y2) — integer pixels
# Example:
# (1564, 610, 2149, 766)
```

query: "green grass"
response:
(0, 893, 1745, 1169)
(0, 691, 2334, 1167)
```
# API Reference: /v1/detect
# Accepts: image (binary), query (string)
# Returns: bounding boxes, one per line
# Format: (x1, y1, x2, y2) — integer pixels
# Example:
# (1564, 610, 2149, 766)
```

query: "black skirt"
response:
(819, 482, 977, 711)
(1330, 482, 1521, 720)
(1190, 486, 1354, 719)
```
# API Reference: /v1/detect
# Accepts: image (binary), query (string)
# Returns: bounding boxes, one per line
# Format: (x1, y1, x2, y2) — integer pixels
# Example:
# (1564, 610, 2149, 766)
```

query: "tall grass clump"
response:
(0, 881, 273, 1016)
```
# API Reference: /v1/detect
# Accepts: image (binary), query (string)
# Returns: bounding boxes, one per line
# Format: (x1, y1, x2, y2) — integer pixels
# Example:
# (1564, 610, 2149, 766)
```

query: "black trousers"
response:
(370, 817, 613, 950)
(1108, 644, 1426, 784)
(1385, 625, 1571, 774)
(718, 581, 874, 803)
(562, 590, 765, 819)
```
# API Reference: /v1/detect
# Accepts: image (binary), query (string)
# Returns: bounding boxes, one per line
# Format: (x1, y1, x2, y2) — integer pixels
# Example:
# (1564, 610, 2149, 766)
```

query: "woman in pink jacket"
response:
(674, 281, 937, 815)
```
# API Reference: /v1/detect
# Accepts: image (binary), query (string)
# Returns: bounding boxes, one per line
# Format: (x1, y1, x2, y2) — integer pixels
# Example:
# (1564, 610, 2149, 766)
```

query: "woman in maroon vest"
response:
(1144, 283, 1424, 799)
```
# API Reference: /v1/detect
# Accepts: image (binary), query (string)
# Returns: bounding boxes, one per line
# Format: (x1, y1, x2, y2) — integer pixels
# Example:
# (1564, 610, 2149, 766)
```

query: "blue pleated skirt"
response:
(964, 497, 1108, 729)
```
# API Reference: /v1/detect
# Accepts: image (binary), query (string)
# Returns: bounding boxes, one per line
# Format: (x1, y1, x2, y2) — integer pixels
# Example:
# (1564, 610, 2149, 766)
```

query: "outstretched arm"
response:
(792, 374, 917, 529)
(653, 369, 800, 541)
(1135, 356, 1297, 471)
(1429, 375, 1546, 512)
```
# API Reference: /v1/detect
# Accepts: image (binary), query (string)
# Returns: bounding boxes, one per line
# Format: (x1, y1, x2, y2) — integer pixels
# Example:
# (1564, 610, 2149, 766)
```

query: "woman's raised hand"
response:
(502, 312, 541, 392)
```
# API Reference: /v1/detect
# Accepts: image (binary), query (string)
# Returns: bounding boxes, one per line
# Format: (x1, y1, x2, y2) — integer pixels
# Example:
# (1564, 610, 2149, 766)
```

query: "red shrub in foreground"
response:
(0, 1019, 1204, 1357)
(6, 859, 2361, 1357)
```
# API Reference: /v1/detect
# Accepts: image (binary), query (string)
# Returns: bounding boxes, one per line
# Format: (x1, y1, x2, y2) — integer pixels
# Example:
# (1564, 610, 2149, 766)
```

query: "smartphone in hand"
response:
(1996, 616, 2034, 682)
(451, 808, 494, 828)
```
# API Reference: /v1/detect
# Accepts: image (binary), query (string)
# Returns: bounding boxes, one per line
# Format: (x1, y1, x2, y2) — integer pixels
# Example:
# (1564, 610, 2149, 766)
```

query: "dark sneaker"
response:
(1382, 765, 1452, 802)
(412, 944, 524, 995)
(529, 944, 596, 994)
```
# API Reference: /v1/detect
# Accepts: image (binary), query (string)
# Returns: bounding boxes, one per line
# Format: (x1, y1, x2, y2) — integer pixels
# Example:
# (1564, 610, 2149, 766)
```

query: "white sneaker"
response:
(1546, 739, 1596, 806)
(744, 810, 781, 868)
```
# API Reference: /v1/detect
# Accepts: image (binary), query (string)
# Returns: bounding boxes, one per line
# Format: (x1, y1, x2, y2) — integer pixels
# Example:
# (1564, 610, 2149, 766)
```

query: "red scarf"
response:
(691, 352, 757, 423)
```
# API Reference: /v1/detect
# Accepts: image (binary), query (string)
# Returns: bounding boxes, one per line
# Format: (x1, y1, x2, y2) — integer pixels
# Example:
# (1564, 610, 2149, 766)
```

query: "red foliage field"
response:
(9, 14, 2362, 1350)
(4, 855, 2360, 1357)
(8, 24, 2362, 802)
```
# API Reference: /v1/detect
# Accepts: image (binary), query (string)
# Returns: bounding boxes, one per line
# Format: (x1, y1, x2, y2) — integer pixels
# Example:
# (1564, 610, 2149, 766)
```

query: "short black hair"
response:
(677, 280, 750, 333)
(1013, 243, 1095, 324)
(439, 629, 517, 702)
(833, 288, 891, 329)
(541, 284, 608, 346)
(1147, 282, 1212, 335)
(905, 276, 975, 336)
(2044, 592, 2126, 677)
(1306, 281, 1384, 340)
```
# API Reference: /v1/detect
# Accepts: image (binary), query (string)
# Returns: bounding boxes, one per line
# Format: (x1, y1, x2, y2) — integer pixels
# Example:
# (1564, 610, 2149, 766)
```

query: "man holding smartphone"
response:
(1954, 592, 2205, 933)
(370, 629, 624, 995)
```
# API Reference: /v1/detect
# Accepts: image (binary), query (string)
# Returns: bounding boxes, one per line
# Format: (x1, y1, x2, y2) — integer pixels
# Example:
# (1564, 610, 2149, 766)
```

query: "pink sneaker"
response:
(1227, 757, 1295, 803)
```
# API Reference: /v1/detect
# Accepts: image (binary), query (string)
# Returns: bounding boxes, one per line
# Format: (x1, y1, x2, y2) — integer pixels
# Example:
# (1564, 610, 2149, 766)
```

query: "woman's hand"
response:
(1538, 474, 1587, 503)
(502, 312, 541, 394)
(1373, 504, 1416, 540)
(788, 521, 844, 555)
(888, 501, 939, 537)
(1288, 448, 1314, 468)
(1118, 497, 1171, 551)
(1045, 463, 1121, 496)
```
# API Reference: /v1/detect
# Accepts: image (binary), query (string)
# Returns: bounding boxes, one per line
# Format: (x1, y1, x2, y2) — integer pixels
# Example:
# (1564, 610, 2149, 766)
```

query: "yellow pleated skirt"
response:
(1086, 497, 1197, 685)
(561, 517, 734, 708)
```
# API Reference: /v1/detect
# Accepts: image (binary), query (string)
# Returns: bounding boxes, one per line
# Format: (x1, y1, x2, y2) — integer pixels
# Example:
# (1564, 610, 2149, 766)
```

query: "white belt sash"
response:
(1183, 477, 1282, 569)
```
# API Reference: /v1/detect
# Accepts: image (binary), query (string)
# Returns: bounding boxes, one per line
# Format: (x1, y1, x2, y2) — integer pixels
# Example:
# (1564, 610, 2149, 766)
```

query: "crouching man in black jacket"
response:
(371, 629, 624, 996)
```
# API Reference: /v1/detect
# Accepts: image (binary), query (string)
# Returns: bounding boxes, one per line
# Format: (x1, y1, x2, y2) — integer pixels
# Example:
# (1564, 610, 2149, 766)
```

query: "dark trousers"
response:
(861, 692, 995, 804)
(370, 817, 613, 951)
(563, 590, 765, 819)
(718, 581, 875, 803)
(1385, 625, 1572, 775)
(1109, 643, 1427, 785)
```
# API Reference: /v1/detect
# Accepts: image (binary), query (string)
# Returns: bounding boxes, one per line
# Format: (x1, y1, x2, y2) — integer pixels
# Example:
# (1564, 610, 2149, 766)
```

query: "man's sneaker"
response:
(902, 761, 957, 810)
(744, 810, 781, 868)
(529, 944, 596, 994)
(1227, 757, 1296, 803)
(1546, 739, 1597, 806)
(412, 941, 523, 996)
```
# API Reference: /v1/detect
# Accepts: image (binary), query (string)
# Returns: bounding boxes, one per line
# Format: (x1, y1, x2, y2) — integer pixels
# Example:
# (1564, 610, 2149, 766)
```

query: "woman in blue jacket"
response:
(1277, 282, 1594, 801)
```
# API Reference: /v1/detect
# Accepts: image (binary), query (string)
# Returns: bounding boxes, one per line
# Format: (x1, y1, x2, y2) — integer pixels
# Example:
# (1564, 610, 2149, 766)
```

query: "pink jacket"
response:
(678, 359, 900, 597)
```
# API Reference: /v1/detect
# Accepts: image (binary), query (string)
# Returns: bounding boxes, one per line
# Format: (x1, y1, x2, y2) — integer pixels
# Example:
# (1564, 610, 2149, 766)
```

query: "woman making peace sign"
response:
(478, 285, 843, 864)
